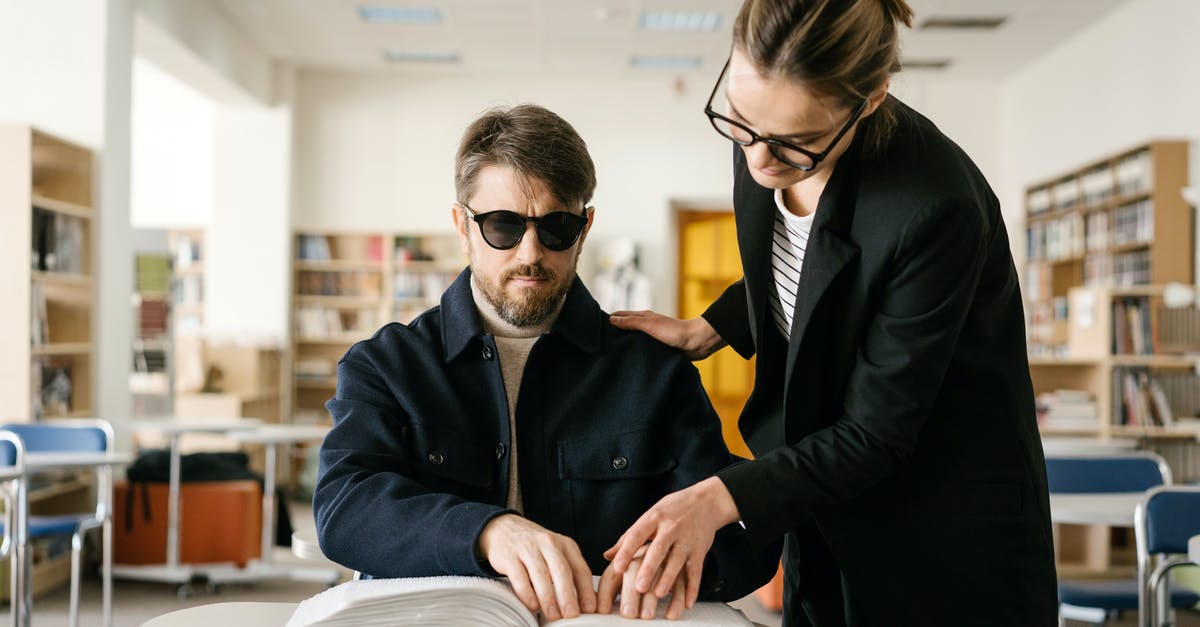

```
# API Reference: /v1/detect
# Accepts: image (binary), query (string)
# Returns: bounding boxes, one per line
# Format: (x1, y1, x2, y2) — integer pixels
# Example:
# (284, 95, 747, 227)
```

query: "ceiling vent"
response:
(920, 16, 1007, 30)
(901, 58, 952, 70)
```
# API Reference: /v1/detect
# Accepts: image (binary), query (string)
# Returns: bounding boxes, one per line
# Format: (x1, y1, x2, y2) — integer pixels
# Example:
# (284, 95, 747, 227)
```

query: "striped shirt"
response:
(770, 188, 815, 339)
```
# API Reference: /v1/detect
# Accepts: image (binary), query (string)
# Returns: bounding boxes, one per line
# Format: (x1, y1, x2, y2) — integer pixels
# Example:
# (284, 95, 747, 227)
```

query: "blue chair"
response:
(0, 420, 115, 627)
(1137, 486, 1200, 627)
(1047, 452, 1198, 625)
(0, 431, 25, 627)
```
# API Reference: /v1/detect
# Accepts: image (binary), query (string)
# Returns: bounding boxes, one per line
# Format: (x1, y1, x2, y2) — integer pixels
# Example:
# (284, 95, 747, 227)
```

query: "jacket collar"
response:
(440, 268, 605, 362)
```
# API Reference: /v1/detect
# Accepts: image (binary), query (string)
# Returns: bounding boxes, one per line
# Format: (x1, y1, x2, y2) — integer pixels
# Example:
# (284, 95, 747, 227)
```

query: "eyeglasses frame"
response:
(703, 58, 870, 172)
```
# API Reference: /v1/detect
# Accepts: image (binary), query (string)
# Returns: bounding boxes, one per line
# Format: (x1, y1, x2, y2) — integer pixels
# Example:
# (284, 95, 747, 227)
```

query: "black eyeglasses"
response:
(458, 203, 589, 252)
(704, 58, 869, 172)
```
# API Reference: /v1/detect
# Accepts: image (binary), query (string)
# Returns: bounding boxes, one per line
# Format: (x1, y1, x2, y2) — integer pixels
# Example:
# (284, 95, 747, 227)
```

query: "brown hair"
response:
(731, 0, 914, 156)
(455, 104, 596, 210)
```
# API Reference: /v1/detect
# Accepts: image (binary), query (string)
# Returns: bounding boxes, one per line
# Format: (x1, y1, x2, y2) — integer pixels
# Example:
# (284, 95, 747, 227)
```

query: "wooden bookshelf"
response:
(169, 229, 204, 335)
(0, 125, 96, 421)
(1024, 141, 1197, 578)
(288, 230, 463, 423)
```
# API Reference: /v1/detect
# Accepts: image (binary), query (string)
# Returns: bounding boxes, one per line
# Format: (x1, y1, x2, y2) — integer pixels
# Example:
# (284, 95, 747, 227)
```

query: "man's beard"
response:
(476, 262, 572, 328)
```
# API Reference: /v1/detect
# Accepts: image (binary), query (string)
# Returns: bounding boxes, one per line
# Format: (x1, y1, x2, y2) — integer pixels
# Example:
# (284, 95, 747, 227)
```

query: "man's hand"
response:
(609, 312, 725, 361)
(603, 477, 741, 608)
(478, 514, 597, 621)
(597, 547, 687, 620)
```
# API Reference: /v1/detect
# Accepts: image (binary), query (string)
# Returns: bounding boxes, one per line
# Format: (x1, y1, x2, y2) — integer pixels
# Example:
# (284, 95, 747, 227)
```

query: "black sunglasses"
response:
(704, 58, 869, 172)
(458, 203, 589, 252)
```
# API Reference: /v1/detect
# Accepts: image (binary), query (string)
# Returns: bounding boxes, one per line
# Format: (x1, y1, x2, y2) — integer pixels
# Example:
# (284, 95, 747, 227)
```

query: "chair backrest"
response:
(0, 431, 22, 468)
(1136, 486, 1200, 555)
(0, 419, 112, 454)
(1044, 452, 1171, 494)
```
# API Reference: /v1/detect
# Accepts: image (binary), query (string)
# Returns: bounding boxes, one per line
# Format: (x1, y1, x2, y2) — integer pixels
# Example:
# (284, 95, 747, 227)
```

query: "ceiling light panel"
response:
(383, 49, 460, 63)
(358, 6, 443, 24)
(630, 55, 704, 70)
(639, 11, 723, 32)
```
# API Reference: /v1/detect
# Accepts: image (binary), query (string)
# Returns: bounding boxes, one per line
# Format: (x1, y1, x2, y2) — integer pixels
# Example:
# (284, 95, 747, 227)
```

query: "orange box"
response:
(753, 560, 785, 612)
(113, 480, 262, 567)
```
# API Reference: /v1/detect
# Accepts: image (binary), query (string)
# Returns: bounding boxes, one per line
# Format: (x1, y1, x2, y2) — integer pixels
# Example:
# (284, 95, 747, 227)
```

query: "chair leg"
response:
(69, 531, 82, 627)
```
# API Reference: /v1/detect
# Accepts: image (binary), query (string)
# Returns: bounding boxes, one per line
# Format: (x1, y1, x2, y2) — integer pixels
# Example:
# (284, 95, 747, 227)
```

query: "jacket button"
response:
(428, 450, 445, 465)
(612, 456, 628, 471)
(495, 443, 506, 459)
(482, 345, 494, 360)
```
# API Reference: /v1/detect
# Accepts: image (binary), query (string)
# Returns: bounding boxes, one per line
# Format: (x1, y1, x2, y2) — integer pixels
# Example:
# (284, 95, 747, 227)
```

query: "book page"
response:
(287, 576, 538, 627)
(540, 602, 753, 626)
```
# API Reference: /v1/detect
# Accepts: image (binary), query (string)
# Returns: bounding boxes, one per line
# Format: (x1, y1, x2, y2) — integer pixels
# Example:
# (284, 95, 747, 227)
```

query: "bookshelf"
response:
(1024, 142, 1197, 578)
(132, 252, 173, 416)
(169, 229, 204, 335)
(0, 125, 96, 421)
(1024, 141, 1193, 438)
(289, 230, 462, 423)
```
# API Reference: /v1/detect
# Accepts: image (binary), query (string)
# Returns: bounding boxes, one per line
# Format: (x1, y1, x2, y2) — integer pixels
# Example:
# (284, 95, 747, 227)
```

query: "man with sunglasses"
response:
(314, 104, 778, 622)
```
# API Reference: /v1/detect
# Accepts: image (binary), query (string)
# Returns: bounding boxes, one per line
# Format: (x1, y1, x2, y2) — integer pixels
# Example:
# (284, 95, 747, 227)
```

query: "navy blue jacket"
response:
(315, 270, 778, 601)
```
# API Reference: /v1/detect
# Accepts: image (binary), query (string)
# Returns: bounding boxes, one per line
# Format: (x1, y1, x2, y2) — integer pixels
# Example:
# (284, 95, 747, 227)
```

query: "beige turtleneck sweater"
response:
(470, 278, 564, 514)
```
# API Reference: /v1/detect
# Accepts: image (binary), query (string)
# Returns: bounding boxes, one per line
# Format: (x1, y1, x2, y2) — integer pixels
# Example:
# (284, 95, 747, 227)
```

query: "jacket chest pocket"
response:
(557, 429, 678, 563)
(401, 423, 495, 493)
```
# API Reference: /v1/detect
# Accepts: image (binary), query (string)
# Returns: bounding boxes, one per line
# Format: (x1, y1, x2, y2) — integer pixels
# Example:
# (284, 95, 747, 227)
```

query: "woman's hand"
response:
(609, 312, 726, 360)
(603, 477, 741, 608)
(597, 550, 688, 620)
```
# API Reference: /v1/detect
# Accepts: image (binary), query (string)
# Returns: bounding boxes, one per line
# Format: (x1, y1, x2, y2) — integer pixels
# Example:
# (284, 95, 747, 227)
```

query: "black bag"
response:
(124, 449, 293, 547)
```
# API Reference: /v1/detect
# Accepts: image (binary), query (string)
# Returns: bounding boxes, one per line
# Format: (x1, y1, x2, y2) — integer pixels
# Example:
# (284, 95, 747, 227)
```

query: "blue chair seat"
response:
(0, 514, 93, 538)
(1059, 579, 1200, 610)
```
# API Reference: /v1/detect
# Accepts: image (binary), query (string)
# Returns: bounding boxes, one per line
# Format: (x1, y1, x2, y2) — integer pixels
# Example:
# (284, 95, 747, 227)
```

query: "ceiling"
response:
(215, 0, 1131, 79)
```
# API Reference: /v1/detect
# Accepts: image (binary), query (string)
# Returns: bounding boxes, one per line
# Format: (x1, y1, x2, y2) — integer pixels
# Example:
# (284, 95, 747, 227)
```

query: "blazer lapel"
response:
(732, 148, 776, 351)
(783, 155, 862, 393)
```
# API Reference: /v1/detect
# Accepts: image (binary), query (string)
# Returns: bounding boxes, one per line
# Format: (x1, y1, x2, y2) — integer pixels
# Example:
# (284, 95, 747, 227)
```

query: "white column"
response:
(98, 0, 135, 443)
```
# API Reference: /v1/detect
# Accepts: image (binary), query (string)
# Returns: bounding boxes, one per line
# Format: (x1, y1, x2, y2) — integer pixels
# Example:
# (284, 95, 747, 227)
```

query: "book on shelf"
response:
(299, 235, 333, 261)
(1036, 390, 1098, 428)
(286, 576, 753, 627)
(38, 362, 73, 416)
(1113, 368, 1184, 427)
(1111, 297, 1158, 355)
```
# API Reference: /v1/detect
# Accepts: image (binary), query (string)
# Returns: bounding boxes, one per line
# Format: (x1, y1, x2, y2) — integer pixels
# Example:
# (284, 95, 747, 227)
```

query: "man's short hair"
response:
(455, 104, 596, 211)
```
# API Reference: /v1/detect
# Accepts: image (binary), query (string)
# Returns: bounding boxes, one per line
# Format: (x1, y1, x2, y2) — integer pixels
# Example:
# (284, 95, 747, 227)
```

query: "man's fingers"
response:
(596, 566, 621, 614)
(504, 561, 539, 613)
(665, 576, 686, 620)
(542, 545, 581, 618)
(523, 553, 561, 620)
(639, 579, 659, 620)
(655, 543, 689, 598)
(566, 545, 597, 614)
(620, 562, 641, 619)
(685, 558, 704, 609)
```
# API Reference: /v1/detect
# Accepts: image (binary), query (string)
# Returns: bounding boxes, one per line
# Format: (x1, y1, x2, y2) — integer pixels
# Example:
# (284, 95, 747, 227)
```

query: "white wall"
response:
(132, 9, 294, 345)
(294, 70, 1001, 314)
(206, 81, 293, 344)
(0, 0, 134, 431)
(0, 1, 106, 148)
(131, 57, 215, 228)
(999, 0, 1200, 268)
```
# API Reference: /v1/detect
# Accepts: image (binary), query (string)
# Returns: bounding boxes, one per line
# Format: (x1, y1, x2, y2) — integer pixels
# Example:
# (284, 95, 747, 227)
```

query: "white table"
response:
(290, 528, 325, 562)
(117, 418, 261, 593)
(17, 451, 132, 627)
(221, 425, 339, 587)
(1049, 493, 1143, 527)
(140, 602, 297, 627)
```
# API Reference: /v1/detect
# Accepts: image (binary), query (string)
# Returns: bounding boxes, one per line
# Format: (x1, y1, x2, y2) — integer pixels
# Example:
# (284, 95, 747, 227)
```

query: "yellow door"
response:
(677, 210, 754, 459)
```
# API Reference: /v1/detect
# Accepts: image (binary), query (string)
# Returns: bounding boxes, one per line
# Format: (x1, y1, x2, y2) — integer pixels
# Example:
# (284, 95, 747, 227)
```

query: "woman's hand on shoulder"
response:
(610, 312, 725, 360)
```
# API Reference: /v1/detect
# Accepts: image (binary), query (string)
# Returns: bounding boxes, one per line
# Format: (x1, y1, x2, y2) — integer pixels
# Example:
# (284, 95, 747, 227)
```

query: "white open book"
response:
(286, 576, 755, 626)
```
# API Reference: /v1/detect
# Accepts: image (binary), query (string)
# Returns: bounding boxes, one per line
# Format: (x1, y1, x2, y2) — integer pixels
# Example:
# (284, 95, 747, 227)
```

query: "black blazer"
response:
(705, 98, 1058, 626)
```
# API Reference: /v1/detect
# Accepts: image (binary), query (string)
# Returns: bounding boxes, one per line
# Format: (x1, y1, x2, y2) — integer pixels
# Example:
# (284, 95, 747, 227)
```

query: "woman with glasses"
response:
(605, 0, 1058, 624)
